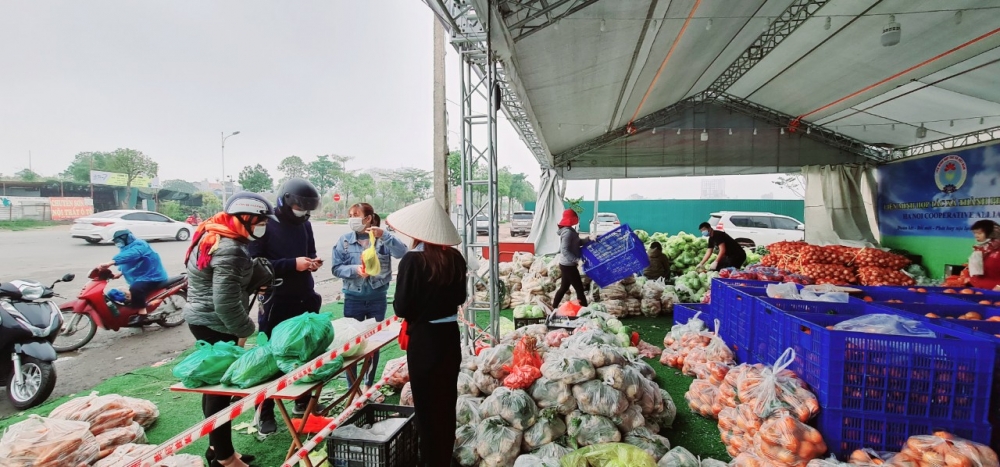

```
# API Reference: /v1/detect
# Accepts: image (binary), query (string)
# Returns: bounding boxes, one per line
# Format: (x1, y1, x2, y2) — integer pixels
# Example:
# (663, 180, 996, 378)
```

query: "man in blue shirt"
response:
(99, 229, 168, 325)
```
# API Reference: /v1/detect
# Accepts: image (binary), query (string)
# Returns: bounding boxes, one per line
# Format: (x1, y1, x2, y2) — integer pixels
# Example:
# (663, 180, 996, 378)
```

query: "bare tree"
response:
(773, 174, 806, 198)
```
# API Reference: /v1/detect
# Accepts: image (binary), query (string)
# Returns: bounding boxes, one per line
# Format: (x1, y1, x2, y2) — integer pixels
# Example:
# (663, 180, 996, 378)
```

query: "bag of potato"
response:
(0, 415, 100, 467)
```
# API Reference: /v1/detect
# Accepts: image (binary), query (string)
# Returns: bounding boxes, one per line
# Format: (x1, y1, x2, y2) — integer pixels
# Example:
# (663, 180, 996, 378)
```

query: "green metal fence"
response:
(525, 199, 804, 234)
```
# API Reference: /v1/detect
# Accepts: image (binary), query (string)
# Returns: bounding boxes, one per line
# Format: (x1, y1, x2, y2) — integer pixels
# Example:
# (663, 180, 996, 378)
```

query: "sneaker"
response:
(292, 401, 327, 417)
(257, 417, 277, 436)
(127, 314, 150, 326)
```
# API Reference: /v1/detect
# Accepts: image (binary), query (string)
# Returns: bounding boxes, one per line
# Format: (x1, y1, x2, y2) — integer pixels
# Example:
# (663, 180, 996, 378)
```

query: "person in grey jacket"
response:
(552, 209, 590, 309)
(182, 192, 277, 467)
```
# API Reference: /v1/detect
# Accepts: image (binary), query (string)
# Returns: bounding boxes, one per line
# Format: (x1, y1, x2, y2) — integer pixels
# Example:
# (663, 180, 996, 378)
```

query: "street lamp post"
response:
(221, 131, 241, 206)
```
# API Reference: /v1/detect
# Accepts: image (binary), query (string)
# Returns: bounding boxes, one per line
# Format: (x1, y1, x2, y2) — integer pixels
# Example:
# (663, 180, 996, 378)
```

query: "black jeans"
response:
(406, 321, 461, 467)
(715, 251, 748, 270)
(258, 292, 321, 420)
(552, 264, 588, 308)
(343, 297, 388, 386)
(128, 280, 160, 307)
(188, 324, 239, 460)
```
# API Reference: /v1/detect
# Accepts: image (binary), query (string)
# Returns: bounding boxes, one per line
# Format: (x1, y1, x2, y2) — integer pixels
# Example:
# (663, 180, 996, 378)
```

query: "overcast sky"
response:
(0, 0, 798, 201)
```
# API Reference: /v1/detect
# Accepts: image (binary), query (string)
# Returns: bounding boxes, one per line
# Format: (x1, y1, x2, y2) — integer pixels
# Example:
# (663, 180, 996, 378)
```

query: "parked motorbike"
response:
(1, 274, 73, 409)
(54, 266, 187, 352)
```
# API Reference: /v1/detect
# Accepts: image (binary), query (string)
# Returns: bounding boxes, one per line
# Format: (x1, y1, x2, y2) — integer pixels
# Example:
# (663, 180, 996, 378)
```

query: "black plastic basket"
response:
(514, 317, 545, 329)
(327, 404, 418, 467)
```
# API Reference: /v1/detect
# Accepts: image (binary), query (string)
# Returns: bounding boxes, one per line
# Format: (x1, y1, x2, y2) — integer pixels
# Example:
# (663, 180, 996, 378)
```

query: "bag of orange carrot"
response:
(747, 411, 827, 467)
(682, 321, 735, 377)
(742, 349, 819, 422)
(892, 431, 999, 467)
(685, 379, 722, 419)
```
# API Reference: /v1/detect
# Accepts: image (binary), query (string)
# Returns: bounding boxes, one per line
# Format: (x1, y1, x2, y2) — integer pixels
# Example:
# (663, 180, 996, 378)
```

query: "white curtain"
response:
(529, 168, 565, 256)
(803, 164, 879, 246)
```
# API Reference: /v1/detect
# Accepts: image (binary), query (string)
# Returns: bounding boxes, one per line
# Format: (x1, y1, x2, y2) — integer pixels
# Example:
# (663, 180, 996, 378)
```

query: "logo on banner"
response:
(934, 155, 967, 194)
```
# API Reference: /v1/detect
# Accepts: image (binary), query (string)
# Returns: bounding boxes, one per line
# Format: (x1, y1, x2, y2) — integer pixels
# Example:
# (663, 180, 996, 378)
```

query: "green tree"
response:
(498, 167, 513, 218)
(773, 174, 805, 198)
(107, 148, 158, 200)
(238, 164, 273, 193)
(277, 156, 307, 180)
(157, 200, 186, 221)
(511, 173, 536, 205)
(62, 151, 113, 183)
(351, 173, 376, 203)
(307, 155, 341, 195)
(447, 150, 461, 187)
(162, 179, 199, 194)
(16, 169, 39, 181)
(194, 191, 223, 218)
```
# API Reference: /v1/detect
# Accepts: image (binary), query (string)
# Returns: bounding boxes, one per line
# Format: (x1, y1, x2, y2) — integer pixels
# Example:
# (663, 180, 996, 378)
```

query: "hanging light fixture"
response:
(700, 129, 709, 142)
(916, 123, 927, 139)
(980, 117, 985, 125)
(728, 128, 733, 135)
(824, 17, 831, 30)
(652, 127, 656, 134)
(881, 15, 901, 47)
(780, 127, 785, 135)
(677, 128, 682, 135)
(950, 120, 954, 127)
(955, 10, 963, 25)
(753, 128, 758, 136)
(891, 124, 895, 131)
(706, 19, 713, 31)
(806, 127, 811, 134)
(600, 19, 606, 32)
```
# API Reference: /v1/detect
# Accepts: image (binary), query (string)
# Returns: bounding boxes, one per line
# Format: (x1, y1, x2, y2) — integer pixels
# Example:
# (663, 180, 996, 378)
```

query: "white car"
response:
(71, 210, 194, 244)
(589, 212, 621, 236)
(707, 211, 804, 248)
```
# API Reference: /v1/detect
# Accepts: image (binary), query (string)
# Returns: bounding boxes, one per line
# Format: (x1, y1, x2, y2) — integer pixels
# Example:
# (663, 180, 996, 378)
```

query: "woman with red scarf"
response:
(970, 220, 1000, 291)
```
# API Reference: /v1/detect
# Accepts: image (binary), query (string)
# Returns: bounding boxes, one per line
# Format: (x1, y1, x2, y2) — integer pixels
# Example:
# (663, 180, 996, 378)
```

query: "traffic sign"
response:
(333, 194, 341, 202)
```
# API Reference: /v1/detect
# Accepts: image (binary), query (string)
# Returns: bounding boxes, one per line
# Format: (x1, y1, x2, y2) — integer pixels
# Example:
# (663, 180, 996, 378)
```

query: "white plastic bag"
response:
(331, 318, 373, 358)
(833, 313, 937, 337)
(970, 250, 985, 276)
(799, 288, 850, 303)
(766, 282, 800, 300)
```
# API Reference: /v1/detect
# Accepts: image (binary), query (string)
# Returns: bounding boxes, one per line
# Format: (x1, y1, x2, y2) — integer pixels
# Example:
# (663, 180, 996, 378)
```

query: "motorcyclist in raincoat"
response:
(99, 229, 168, 325)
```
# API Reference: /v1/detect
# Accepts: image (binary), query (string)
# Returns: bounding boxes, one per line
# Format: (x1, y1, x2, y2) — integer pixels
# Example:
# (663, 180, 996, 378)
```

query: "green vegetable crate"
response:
(327, 404, 418, 467)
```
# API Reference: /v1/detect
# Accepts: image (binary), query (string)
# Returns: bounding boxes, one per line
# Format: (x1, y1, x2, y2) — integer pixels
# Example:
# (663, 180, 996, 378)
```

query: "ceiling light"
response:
(728, 128, 733, 135)
(581, 126, 585, 132)
(891, 124, 895, 131)
(753, 128, 757, 136)
(955, 10, 963, 25)
(600, 19, 606, 32)
(806, 127, 811, 134)
(700, 129, 709, 142)
(950, 120, 954, 127)
(882, 15, 901, 47)
(706, 19, 712, 31)
(824, 17, 831, 30)
(652, 127, 656, 134)
(780, 128, 785, 135)
(980, 117, 985, 125)
(916, 123, 927, 139)
(677, 128, 682, 135)
(558, 124, 562, 129)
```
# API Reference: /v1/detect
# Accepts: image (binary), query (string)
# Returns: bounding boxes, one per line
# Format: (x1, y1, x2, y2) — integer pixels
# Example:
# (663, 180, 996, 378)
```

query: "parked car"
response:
(707, 211, 804, 248)
(70, 210, 194, 244)
(510, 211, 534, 237)
(476, 215, 489, 236)
(589, 212, 621, 236)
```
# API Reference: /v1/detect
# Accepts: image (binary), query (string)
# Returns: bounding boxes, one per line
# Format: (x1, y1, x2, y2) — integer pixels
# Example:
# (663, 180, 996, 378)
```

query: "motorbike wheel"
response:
(157, 292, 187, 328)
(6, 356, 57, 410)
(52, 312, 97, 352)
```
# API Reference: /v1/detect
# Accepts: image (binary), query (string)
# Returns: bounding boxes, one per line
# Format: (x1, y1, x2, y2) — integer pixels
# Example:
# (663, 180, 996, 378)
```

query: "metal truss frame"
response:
(892, 126, 1000, 160)
(497, 0, 602, 43)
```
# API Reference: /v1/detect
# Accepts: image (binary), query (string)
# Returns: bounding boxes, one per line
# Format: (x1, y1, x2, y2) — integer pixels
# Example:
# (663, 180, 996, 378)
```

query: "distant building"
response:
(700, 178, 727, 199)
(761, 192, 774, 200)
(195, 179, 241, 199)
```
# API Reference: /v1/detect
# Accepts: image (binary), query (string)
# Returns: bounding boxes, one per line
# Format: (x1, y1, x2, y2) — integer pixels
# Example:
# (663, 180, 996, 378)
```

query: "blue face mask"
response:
(114, 240, 126, 248)
(701, 230, 710, 237)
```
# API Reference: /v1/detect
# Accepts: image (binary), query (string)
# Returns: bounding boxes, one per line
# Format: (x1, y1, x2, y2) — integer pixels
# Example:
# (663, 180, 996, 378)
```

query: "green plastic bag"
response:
(296, 355, 345, 385)
(559, 443, 656, 467)
(220, 334, 280, 389)
(270, 312, 335, 362)
(173, 340, 246, 388)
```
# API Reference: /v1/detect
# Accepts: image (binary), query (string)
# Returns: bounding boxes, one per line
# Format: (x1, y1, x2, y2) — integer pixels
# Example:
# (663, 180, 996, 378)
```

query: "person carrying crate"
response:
(553, 209, 590, 309)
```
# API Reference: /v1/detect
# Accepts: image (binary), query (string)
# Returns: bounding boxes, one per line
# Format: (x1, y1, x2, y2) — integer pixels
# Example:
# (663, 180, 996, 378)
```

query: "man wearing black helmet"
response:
(248, 178, 323, 435)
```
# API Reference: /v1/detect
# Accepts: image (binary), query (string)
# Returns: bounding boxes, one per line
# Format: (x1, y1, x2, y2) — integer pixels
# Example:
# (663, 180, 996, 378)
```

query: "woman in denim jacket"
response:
(332, 203, 408, 390)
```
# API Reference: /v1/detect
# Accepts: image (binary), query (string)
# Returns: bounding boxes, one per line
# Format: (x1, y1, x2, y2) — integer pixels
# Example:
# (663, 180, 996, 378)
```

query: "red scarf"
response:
(184, 213, 251, 270)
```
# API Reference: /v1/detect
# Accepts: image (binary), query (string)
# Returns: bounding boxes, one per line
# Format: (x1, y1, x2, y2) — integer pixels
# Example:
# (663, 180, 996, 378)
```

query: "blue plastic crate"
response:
(818, 409, 992, 458)
(712, 277, 774, 289)
(751, 298, 869, 365)
(869, 302, 1000, 322)
(853, 286, 969, 305)
(581, 224, 649, 288)
(710, 282, 768, 364)
(933, 292, 1000, 307)
(779, 312, 996, 424)
(673, 303, 713, 331)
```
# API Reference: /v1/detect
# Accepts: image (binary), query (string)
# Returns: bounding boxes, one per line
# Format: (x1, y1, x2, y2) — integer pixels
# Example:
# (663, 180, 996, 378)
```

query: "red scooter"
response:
(54, 266, 188, 352)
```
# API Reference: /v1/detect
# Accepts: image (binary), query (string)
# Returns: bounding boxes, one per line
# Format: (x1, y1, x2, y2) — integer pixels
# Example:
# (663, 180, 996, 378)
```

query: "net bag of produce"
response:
(522, 409, 567, 450)
(743, 349, 819, 422)
(454, 424, 480, 466)
(474, 369, 502, 394)
(656, 445, 699, 467)
(48, 392, 136, 435)
(560, 442, 657, 467)
(540, 354, 596, 385)
(530, 377, 577, 415)
(173, 340, 246, 388)
(458, 371, 480, 396)
(612, 403, 645, 432)
(476, 416, 523, 467)
(95, 422, 146, 459)
(121, 397, 159, 429)
(573, 379, 628, 418)
(457, 395, 483, 427)
(597, 364, 644, 401)
(0, 415, 100, 467)
(624, 426, 670, 459)
(480, 343, 515, 380)
(686, 379, 722, 419)
(566, 411, 622, 447)
(220, 334, 280, 388)
(270, 312, 335, 362)
(748, 411, 827, 466)
(893, 431, 999, 467)
(480, 387, 538, 430)
(399, 381, 414, 406)
(504, 365, 543, 390)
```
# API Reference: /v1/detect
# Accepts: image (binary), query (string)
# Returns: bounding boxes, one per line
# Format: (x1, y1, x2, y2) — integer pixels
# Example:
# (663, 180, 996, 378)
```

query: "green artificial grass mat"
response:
(0, 303, 727, 464)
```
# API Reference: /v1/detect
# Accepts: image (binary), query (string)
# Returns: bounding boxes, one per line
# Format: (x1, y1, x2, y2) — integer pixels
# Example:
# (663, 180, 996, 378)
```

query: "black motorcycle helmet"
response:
(278, 178, 321, 213)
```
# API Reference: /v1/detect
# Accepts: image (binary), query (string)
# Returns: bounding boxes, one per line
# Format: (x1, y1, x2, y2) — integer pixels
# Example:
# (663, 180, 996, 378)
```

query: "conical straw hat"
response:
(386, 198, 461, 246)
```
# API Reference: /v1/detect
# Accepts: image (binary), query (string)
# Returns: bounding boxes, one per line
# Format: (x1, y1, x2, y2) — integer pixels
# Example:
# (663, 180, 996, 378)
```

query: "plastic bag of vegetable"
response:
(458, 371, 480, 396)
(597, 365, 643, 401)
(457, 395, 483, 427)
(624, 426, 671, 460)
(657, 390, 677, 428)
(480, 387, 539, 430)
(504, 365, 543, 390)
(600, 283, 628, 300)
(270, 312, 335, 362)
(685, 379, 721, 419)
(384, 356, 410, 388)
(635, 378, 664, 415)
(690, 361, 730, 387)
(545, 329, 571, 348)
(173, 340, 246, 388)
(743, 349, 819, 422)
(832, 313, 937, 337)
(573, 380, 628, 418)
(522, 409, 567, 450)
(476, 416, 523, 467)
(563, 329, 619, 349)
(632, 360, 656, 380)
(540, 354, 596, 385)
(640, 298, 662, 317)
(845, 448, 897, 466)
(718, 405, 762, 457)
(474, 369, 502, 395)
(220, 334, 280, 388)
(294, 354, 344, 384)
(748, 411, 827, 466)
(566, 411, 621, 447)
(681, 328, 734, 377)
(892, 431, 999, 467)
(399, 382, 414, 406)
(534, 442, 572, 460)
(331, 317, 371, 358)
(0, 415, 101, 467)
(612, 403, 645, 432)
(530, 377, 578, 415)
(515, 454, 561, 467)
(656, 446, 699, 467)
(559, 442, 657, 467)
(663, 312, 706, 348)
(462, 353, 478, 372)
(480, 343, 515, 379)
(454, 424, 479, 466)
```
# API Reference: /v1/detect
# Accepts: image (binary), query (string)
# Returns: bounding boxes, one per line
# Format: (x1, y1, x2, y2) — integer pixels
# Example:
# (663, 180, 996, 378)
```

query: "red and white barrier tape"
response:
(280, 359, 406, 466)
(456, 309, 495, 343)
(124, 315, 401, 467)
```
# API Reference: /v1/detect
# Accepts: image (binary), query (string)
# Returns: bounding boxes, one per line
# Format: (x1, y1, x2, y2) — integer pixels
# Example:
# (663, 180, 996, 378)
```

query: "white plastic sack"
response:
(970, 250, 985, 276)
(331, 318, 374, 358)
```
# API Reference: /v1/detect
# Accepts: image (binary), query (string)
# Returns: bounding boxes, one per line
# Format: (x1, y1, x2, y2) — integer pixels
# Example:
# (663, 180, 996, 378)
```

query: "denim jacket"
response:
(332, 230, 409, 298)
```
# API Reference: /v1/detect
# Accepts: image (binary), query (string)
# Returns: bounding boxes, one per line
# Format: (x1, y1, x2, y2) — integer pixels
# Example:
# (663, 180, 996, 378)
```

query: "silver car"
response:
(510, 211, 533, 237)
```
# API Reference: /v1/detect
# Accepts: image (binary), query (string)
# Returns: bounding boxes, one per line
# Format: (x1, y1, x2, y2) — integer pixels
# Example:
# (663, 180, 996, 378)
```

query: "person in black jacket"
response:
(697, 222, 746, 271)
(386, 199, 466, 467)
(247, 178, 323, 435)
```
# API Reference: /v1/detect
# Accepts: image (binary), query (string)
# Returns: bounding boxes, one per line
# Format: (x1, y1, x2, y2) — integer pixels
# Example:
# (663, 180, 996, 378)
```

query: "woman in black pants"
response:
(553, 209, 590, 309)
(387, 199, 467, 467)
(182, 193, 278, 467)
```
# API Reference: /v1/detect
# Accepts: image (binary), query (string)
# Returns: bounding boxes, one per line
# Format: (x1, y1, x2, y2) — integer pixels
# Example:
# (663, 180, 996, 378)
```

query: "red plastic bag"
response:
(556, 300, 582, 317)
(506, 336, 542, 371)
(398, 320, 409, 351)
(502, 365, 542, 389)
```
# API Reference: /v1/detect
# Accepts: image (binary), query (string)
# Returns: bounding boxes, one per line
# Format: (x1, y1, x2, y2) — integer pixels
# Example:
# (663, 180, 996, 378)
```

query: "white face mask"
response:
(292, 209, 309, 218)
(701, 230, 710, 237)
(252, 225, 267, 238)
(348, 217, 366, 233)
